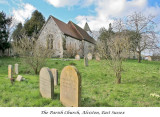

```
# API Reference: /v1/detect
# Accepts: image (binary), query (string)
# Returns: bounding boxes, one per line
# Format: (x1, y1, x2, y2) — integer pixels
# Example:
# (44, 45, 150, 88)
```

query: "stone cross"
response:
(84, 57, 88, 67)
(39, 67, 54, 99)
(15, 64, 18, 74)
(50, 68, 58, 86)
(60, 65, 81, 107)
(8, 65, 13, 78)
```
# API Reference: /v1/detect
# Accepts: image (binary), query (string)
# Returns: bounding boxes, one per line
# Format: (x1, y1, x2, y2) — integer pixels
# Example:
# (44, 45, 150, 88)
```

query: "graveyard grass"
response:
(0, 57, 160, 107)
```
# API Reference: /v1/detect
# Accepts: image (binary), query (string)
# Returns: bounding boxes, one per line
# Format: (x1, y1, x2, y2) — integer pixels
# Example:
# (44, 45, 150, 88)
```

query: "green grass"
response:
(0, 57, 160, 107)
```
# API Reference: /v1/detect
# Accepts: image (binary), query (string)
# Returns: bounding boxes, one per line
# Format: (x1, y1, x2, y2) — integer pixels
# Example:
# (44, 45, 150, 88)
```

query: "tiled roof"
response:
(69, 21, 96, 44)
(51, 16, 96, 44)
(51, 16, 82, 41)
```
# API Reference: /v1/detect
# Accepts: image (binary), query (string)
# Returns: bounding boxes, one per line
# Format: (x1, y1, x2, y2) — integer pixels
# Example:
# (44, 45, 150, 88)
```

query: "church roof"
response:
(84, 22, 92, 32)
(50, 16, 95, 44)
(69, 21, 95, 44)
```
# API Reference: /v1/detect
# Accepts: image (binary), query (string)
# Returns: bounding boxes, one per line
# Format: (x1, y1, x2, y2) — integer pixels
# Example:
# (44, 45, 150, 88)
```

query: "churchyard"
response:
(0, 57, 160, 107)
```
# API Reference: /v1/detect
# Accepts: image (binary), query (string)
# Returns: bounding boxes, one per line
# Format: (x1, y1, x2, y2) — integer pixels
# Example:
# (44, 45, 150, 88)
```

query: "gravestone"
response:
(60, 65, 81, 107)
(16, 75, 23, 81)
(87, 53, 92, 60)
(8, 65, 13, 78)
(84, 57, 88, 67)
(95, 53, 101, 61)
(75, 55, 80, 60)
(15, 64, 18, 74)
(39, 67, 54, 99)
(50, 68, 58, 86)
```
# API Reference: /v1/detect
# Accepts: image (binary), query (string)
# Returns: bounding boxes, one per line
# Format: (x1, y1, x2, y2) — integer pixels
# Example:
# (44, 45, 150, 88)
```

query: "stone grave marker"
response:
(50, 68, 58, 86)
(75, 55, 80, 60)
(16, 75, 23, 81)
(87, 53, 92, 60)
(84, 57, 88, 67)
(15, 63, 18, 74)
(39, 67, 54, 99)
(95, 53, 101, 61)
(8, 65, 13, 78)
(60, 65, 81, 107)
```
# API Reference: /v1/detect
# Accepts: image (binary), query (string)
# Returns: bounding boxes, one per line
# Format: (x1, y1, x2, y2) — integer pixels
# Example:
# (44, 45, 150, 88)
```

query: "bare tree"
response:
(127, 12, 159, 63)
(12, 34, 54, 74)
(107, 19, 130, 84)
(64, 44, 77, 58)
(98, 19, 130, 84)
(108, 34, 130, 84)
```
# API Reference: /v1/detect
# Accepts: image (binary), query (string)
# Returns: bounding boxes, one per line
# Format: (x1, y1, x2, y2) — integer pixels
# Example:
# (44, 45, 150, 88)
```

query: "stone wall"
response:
(84, 41, 95, 57)
(38, 17, 63, 58)
(63, 35, 83, 57)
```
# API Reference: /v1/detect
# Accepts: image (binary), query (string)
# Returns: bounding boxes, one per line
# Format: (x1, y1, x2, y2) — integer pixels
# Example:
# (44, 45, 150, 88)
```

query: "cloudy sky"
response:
(0, 0, 160, 31)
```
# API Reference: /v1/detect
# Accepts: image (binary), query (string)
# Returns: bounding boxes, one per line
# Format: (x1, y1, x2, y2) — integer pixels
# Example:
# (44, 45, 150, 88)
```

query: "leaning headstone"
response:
(39, 67, 54, 99)
(16, 75, 23, 81)
(15, 63, 18, 74)
(75, 55, 80, 60)
(84, 57, 88, 67)
(8, 65, 13, 78)
(60, 65, 81, 107)
(87, 53, 92, 60)
(50, 68, 58, 86)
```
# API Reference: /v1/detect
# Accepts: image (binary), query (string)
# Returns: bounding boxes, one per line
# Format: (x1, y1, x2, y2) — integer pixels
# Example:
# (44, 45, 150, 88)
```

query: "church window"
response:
(46, 34, 54, 49)
(51, 39, 53, 49)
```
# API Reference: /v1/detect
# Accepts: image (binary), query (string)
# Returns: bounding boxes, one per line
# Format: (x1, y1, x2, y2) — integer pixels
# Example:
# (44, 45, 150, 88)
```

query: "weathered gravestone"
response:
(15, 64, 18, 74)
(50, 68, 58, 86)
(60, 65, 81, 107)
(84, 57, 88, 67)
(95, 53, 101, 61)
(87, 53, 92, 60)
(39, 67, 54, 99)
(75, 55, 80, 60)
(8, 65, 13, 78)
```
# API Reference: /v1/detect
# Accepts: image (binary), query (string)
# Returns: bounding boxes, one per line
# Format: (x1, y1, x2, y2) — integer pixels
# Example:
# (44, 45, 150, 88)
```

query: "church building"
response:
(38, 15, 96, 58)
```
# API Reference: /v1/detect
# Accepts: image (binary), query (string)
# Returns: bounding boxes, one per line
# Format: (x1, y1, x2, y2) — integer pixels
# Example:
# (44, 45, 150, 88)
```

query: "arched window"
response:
(46, 34, 54, 49)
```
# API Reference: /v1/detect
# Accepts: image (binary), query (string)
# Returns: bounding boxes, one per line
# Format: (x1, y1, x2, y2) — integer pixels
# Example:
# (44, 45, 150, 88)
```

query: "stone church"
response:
(38, 15, 96, 58)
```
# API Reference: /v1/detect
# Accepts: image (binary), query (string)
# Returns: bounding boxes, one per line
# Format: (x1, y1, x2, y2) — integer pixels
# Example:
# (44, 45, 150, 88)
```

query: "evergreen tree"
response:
(23, 10, 45, 37)
(12, 23, 23, 41)
(0, 11, 12, 54)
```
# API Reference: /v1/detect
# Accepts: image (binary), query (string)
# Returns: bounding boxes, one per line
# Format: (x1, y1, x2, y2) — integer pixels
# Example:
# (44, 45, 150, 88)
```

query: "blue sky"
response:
(0, 0, 160, 31)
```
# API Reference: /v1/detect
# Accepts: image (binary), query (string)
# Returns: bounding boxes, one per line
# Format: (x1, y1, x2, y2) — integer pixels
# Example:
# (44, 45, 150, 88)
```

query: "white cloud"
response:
(0, 0, 8, 4)
(44, 0, 160, 31)
(12, 3, 36, 24)
(76, 0, 160, 31)
(46, 0, 80, 7)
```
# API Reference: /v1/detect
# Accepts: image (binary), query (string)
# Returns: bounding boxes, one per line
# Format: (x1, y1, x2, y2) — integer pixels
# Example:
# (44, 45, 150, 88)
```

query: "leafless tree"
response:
(98, 19, 130, 84)
(12, 34, 54, 74)
(127, 12, 159, 63)
(108, 34, 130, 84)
(107, 19, 130, 84)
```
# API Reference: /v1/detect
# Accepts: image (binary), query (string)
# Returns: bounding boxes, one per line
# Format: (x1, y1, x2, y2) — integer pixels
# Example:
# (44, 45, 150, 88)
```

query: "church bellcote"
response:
(84, 22, 92, 33)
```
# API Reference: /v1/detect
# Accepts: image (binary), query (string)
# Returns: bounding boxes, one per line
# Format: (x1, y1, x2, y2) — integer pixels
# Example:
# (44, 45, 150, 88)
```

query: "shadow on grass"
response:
(81, 97, 112, 107)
